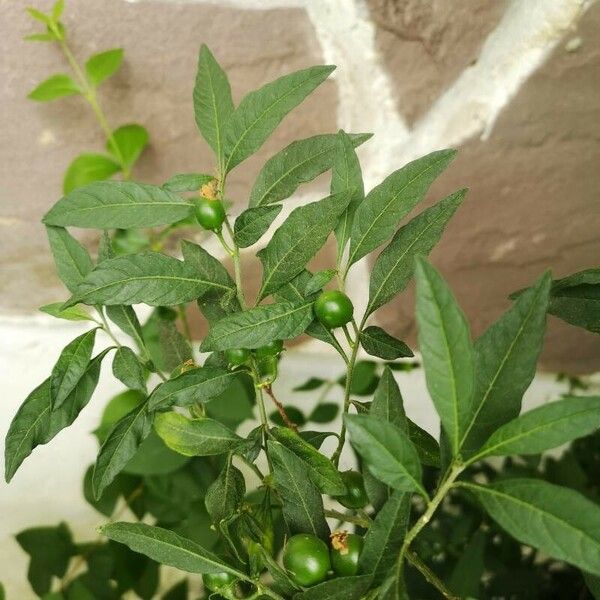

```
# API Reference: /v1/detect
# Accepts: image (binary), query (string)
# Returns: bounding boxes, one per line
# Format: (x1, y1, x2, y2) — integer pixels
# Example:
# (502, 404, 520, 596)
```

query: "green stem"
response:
(96, 307, 121, 348)
(223, 219, 246, 309)
(324, 509, 370, 528)
(406, 550, 458, 600)
(236, 452, 266, 482)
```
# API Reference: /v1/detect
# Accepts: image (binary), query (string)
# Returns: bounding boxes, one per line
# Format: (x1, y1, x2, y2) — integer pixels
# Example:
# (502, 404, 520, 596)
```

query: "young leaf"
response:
(267, 440, 329, 539)
(107, 124, 149, 169)
(199, 300, 314, 351)
(360, 326, 413, 360)
(304, 269, 337, 296)
(233, 204, 283, 248)
(205, 458, 246, 524)
(28, 74, 80, 101)
(415, 257, 474, 456)
(26, 7, 53, 25)
(298, 575, 373, 600)
(470, 396, 600, 461)
(371, 366, 407, 430)
(223, 65, 335, 173)
(153, 413, 243, 457)
(92, 402, 153, 499)
(347, 149, 457, 269)
(461, 272, 551, 455)
(367, 189, 466, 315)
(46, 225, 93, 293)
(193, 45, 234, 164)
(257, 190, 351, 299)
(249, 132, 370, 207)
(50, 328, 97, 408)
(52, 0, 64, 20)
(43, 181, 193, 229)
(100, 521, 245, 577)
(345, 414, 425, 497)
(270, 427, 346, 495)
(162, 173, 214, 193)
(85, 48, 124, 87)
(105, 305, 145, 351)
(112, 346, 147, 393)
(39, 302, 92, 322)
(463, 479, 600, 576)
(63, 153, 121, 194)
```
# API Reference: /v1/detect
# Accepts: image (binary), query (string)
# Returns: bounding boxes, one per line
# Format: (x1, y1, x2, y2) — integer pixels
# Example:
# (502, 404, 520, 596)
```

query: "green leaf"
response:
(371, 366, 407, 430)
(249, 131, 370, 207)
(85, 48, 124, 87)
(28, 74, 80, 101)
(461, 272, 551, 455)
(83, 464, 120, 516)
(293, 377, 326, 392)
(50, 328, 97, 408)
(415, 257, 474, 455)
(106, 305, 145, 351)
(205, 458, 246, 523)
(181, 239, 236, 297)
(358, 490, 410, 584)
(271, 427, 346, 495)
(299, 430, 337, 449)
(46, 225, 93, 293)
(361, 327, 413, 360)
(154, 412, 243, 457)
(193, 44, 234, 164)
(92, 402, 153, 499)
(200, 300, 314, 351)
(52, 0, 64, 20)
(295, 575, 373, 600)
(233, 204, 283, 248)
(66, 251, 233, 307)
(464, 479, 600, 576)
(162, 173, 214, 193)
(24, 33, 56, 42)
(347, 149, 456, 270)
(308, 403, 339, 423)
(100, 521, 245, 577)
(304, 269, 337, 296)
(345, 414, 425, 496)
(147, 367, 237, 410)
(63, 153, 121, 194)
(257, 191, 351, 299)
(267, 440, 329, 539)
(43, 181, 193, 229)
(471, 396, 600, 461)
(447, 530, 485, 598)
(26, 7, 53, 25)
(367, 189, 466, 315)
(112, 346, 147, 393)
(584, 572, 600, 599)
(39, 302, 92, 322)
(123, 430, 189, 476)
(406, 419, 440, 468)
(107, 124, 149, 169)
(346, 360, 378, 396)
(223, 65, 335, 173)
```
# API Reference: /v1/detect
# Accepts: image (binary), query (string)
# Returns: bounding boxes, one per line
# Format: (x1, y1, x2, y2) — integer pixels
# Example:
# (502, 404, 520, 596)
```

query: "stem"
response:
(406, 550, 458, 600)
(236, 452, 266, 482)
(96, 307, 122, 348)
(223, 219, 246, 309)
(324, 509, 370, 528)
(264, 384, 297, 431)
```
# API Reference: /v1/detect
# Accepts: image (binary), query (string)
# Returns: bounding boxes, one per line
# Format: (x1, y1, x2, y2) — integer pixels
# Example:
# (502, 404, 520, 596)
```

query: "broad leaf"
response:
(233, 205, 282, 248)
(39, 303, 92, 322)
(347, 149, 456, 268)
(162, 173, 214, 192)
(46, 226, 93, 293)
(63, 153, 121, 194)
(257, 190, 351, 299)
(406, 419, 440, 468)
(308, 403, 338, 423)
(106, 305, 145, 352)
(295, 575, 373, 600)
(154, 412, 243, 457)
(360, 327, 413, 360)
(28, 74, 80, 101)
(112, 346, 147, 393)
(461, 272, 551, 454)
(107, 124, 149, 169)
(205, 458, 246, 523)
(371, 367, 407, 430)
(200, 300, 314, 351)
(367, 189, 466, 315)
(223, 65, 335, 172)
(304, 269, 337, 296)
(447, 530, 486, 598)
(43, 181, 193, 229)
(415, 257, 474, 455)
(85, 48, 123, 86)
(267, 440, 329, 539)
(181, 240, 236, 297)
(124, 430, 189, 476)
(464, 479, 600, 576)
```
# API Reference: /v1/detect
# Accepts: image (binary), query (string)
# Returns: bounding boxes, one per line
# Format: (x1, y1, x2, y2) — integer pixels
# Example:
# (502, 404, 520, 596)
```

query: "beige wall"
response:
(1, 0, 599, 373)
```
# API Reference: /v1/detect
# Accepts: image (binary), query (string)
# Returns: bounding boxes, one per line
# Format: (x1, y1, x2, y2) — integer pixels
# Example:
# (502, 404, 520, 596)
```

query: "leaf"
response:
(271, 427, 346, 495)
(294, 377, 326, 392)
(124, 430, 189, 476)
(112, 346, 147, 393)
(257, 191, 351, 299)
(371, 366, 407, 430)
(361, 327, 413, 360)
(447, 531, 485, 598)
(162, 173, 214, 193)
(100, 522, 245, 577)
(92, 402, 153, 499)
(347, 149, 456, 269)
(205, 458, 246, 523)
(39, 302, 92, 322)
(107, 124, 149, 169)
(63, 153, 121, 194)
(367, 189, 466, 315)
(308, 403, 339, 423)
(85, 48, 123, 87)
(267, 440, 329, 539)
(584, 572, 600, 599)
(28, 74, 80, 101)
(106, 305, 145, 351)
(299, 430, 337, 449)
(406, 419, 440, 468)
(304, 269, 337, 296)
(43, 181, 193, 229)
(193, 44, 234, 164)
(358, 490, 410, 584)
(345, 414, 425, 496)
(52, 0, 64, 20)
(233, 204, 283, 248)
(223, 65, 335, 173)
(249, 132, 370, 207)
(200, 300, 314, 351)
(147, 367, 237, 410)
(66, 251, 233, 307)
(461, 272, 551, 455)
(415, 257, 474, 456)
(471, 396, 600, 461)
(50, 328, 97, 408)
(26, 7, 53, 24)
(154, 412, 243, 457)
(464, 479, 600, 576)
(181, 240, 236, 297)
(295, 575, 373, 600)
(46, 225, 93, 293)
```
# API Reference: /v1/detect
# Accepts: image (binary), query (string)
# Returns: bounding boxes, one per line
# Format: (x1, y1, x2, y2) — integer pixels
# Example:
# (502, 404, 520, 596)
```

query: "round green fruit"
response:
(314, 290, 354, 329)
(202, 571, 236, 592)
(225, 347, 250, 366)
(335, 470, 368, 509)
(255, 339, 284, 358)
(330, 532, 363, 576)
(282, 534, 331, 587)
(195, 198, 226, 231)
